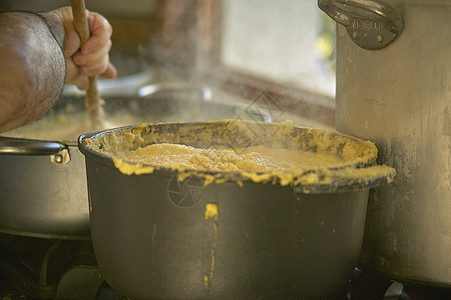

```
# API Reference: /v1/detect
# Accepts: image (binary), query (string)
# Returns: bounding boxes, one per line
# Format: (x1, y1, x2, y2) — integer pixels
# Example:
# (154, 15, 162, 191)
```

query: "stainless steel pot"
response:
(78, 120, 394, 299)
(0, 87, 269, 240)
(0, 137, 89, 240)
(320, 0, 451, 287)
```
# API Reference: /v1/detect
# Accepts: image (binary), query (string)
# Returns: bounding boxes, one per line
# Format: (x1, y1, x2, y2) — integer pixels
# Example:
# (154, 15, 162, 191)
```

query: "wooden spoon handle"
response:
(70, 0, 104, 128)
(70, 0, 89, 43)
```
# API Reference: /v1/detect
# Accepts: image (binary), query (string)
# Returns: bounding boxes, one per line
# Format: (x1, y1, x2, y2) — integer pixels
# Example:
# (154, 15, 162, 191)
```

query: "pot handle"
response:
(0, 136, 67, 156)
(318, 0, 404, 50)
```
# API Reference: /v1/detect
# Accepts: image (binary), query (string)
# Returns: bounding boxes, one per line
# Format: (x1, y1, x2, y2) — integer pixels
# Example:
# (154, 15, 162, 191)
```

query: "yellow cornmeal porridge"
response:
(84, 120, 395, 188)
(116, 143, 344, 173)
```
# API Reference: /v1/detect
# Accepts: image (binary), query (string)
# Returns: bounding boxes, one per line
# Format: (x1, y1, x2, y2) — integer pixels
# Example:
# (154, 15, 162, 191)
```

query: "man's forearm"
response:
(0, 11, 66, 133)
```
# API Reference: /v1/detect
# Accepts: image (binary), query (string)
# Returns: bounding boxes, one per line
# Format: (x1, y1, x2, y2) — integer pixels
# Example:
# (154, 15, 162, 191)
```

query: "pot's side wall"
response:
(86, 158, 369, 299)
(0, 147, 90, 239)
(336, 5, 451, 286)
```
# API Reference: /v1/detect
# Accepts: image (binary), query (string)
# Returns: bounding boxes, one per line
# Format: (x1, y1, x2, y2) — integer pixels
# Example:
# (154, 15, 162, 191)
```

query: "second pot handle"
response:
(0, 136, 67, 156)
(318, 0, 404, 50)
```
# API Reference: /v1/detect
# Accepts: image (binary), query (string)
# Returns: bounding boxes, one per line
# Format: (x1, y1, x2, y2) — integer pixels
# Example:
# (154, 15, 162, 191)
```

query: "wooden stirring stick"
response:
(70, 0, 105, 130)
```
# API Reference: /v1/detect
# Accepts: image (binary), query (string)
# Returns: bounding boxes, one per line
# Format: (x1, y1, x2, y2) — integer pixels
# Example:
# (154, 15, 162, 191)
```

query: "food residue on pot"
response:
(205, 203, 218, 221)
(83, 120, 395, 190)
(204, 203, 218, 289)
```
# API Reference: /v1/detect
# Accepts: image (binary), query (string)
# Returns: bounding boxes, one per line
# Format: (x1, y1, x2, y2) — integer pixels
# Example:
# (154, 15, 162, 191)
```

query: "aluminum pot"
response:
(0, 87, 268, 240)
(319, 0, 451, 287)
(78, 120, 394, 299)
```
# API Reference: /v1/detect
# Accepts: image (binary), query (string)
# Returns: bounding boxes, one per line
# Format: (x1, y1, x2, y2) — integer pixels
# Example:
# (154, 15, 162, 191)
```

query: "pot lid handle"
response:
(318, 0, 404, 50)
(0, 136, 67, 156)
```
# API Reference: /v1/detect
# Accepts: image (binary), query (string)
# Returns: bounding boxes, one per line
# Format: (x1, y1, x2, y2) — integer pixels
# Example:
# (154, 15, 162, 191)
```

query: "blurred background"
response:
(0, 0, 335, 127)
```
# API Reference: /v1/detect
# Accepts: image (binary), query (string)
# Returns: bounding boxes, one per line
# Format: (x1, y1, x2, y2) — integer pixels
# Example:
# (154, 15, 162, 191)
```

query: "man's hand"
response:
(0, 7, 117, 133)
(45, 7, 117, 90)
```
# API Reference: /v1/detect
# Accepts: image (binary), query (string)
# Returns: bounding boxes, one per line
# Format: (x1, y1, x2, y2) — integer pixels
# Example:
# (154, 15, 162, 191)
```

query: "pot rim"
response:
(78, 120, 396, 194)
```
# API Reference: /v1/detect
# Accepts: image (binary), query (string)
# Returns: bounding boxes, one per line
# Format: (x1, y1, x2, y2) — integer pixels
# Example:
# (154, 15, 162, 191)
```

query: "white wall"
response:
(221, 0, 334, 95)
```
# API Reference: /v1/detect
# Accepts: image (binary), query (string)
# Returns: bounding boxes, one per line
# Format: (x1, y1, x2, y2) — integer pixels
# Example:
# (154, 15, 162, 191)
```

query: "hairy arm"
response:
(0, 12, 65, 133)
(0, 8, 116, 133)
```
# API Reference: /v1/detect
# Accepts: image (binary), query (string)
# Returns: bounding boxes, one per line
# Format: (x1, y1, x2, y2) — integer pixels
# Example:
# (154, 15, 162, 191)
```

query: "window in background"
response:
(220, 0, 335, 97)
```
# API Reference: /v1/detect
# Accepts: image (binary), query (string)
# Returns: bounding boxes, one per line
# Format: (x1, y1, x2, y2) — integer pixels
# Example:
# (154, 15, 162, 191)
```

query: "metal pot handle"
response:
(318, 0, 404, 50)
(0, 136, 66, 156)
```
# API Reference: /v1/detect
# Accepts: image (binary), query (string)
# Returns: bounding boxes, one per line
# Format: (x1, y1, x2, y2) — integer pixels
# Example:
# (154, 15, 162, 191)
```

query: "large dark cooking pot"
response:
(0, 87, 269, 240)
(78, 120, 395, 299)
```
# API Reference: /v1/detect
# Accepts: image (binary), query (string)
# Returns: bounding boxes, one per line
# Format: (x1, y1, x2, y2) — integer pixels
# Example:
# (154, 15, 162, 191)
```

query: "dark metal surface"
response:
(84, 159, 367, 299)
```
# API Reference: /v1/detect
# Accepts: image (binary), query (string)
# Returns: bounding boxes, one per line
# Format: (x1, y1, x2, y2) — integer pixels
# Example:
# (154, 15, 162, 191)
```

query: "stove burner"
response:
(348, 268, 451, 300)
(3, 234, 450, 300)
(0, 234, 123, 299)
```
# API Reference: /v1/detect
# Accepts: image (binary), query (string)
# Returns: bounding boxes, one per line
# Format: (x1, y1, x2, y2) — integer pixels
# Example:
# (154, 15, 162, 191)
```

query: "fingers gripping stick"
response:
(70, 0, 105, 129)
